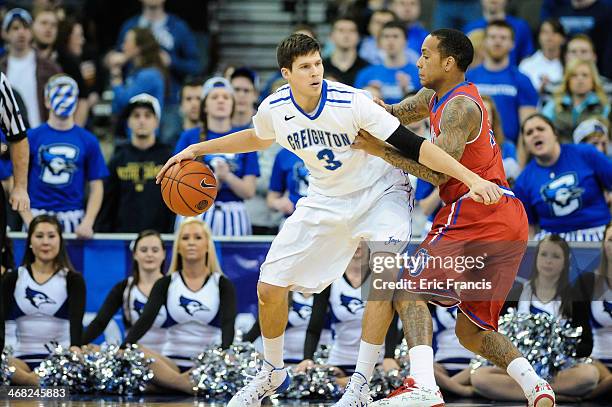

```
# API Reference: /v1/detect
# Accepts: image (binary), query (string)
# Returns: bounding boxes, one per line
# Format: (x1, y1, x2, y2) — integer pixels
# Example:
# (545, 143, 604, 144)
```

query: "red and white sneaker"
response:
(371, 377, 445, 407)
(526, 380, 555, 407)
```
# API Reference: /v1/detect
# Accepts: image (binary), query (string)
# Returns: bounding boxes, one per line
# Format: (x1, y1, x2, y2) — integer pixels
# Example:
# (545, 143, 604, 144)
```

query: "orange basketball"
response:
(160, 160, 218, 217)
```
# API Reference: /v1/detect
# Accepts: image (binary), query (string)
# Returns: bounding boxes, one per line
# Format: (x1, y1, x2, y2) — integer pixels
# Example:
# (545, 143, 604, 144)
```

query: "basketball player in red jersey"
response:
(337, 29, 556, 407)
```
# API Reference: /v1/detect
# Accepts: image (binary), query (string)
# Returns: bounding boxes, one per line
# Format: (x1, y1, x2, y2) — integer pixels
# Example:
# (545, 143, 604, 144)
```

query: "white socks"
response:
(409, 345, 437, 389)
(263, 334, 284, 369)
(354, 340, 383, 383)
(507, 357, 541, 392)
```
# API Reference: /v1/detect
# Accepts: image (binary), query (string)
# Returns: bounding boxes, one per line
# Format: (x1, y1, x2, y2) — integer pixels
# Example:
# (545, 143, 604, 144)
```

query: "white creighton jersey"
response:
(432, 306, 474, 370)
(517, 281, 561, 316)
(10, 267, 70, 357)
(253, 80, 401, 196)
(590, 284, 612, 363)
(123, 278, 168, 353)
(162, 271, 222, 367)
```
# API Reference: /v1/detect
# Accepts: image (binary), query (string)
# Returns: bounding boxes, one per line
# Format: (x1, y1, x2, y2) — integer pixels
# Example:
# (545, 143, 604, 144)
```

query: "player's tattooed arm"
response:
(389, 88, 436, 125)
(363, 97, 481, 185)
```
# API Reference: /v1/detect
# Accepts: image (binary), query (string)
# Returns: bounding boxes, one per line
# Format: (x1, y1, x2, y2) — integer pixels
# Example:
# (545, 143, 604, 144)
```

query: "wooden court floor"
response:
(0, 396, 609, 407)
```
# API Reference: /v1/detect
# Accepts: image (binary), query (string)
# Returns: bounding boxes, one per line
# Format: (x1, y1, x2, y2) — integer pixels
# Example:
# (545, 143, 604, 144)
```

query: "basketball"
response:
(160, 160, 218, 217)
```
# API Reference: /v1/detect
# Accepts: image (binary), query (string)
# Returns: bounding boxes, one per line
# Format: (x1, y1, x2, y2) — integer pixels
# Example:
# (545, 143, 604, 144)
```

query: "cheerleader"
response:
(1, 215, 85, 384)
(471, 235, 599, 400)
(296, 246, 396, 384)
(244, 291, 332, 364)
(122, 218, 237, 393)
(578, 222, 612, 399)
(431, 305, 475, 397)
(82, 230, 167, 353)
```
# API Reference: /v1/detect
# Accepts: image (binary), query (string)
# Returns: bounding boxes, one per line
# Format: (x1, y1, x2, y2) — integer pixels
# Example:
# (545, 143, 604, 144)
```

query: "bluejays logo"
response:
(604, 301, 612, 319)
(38, 144, 78, 186)
(25, 286, 56, 308)
(133, 299, 146, 316)
(292, 301, 312, 320)
(540, 173, 584, 217)
(179, 295, 209, 316)
(340, 294, 365, 314)
(292, 161, 310, 197)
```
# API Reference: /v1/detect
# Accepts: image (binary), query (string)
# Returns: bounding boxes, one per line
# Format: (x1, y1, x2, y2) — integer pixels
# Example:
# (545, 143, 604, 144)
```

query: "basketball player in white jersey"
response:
(157, 33, 503, 406)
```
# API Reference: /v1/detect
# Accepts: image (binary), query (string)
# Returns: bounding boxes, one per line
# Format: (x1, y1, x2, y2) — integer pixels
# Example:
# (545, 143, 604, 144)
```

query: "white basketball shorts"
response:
(259, 169, 414, 293)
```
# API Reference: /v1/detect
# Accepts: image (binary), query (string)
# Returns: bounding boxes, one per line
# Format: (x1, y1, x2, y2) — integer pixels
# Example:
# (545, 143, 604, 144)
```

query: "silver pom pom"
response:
(35, 342, 88, 392)
(84, 343, 154, 395)
(470, 310, 585, 380)
(282, 345, 340, 400)
(1, 348, 16, 385)
(190, 342, 260, 399)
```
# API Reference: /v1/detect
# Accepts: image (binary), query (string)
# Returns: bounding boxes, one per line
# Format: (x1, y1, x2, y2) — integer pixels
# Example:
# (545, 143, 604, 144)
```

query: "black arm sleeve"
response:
(122, 276, 170, 346)
(1, 272, 17, 351)
(385, 124, 427, 163)
(66, 271, 86, 347)
(82, 279, 127, 344)
(384, 312, 402, 358)
(303, 286, 332, 360)
(572, 274, 594, 358)
(502, 282, 524, 315)
(219, 276, 237, 349)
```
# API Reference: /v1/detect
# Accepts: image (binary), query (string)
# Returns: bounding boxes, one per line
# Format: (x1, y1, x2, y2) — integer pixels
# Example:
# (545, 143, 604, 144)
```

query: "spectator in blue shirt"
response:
(359, 9, 401, 66)
(541, 0, 612, 79)
(23, 74, 108, 238)
(114, 0, 201, 144)
(267, 149, 308, 219)
(115, 0, 201, 102)
(466, 20, 538, 144)
(174, 77, 259, 236)
(464, 0, 535, 66)
(390, 0, 428, 58)
(108, 27, 166, 118)
(354, 20, 420, 104)
(515, 114, 612, 242)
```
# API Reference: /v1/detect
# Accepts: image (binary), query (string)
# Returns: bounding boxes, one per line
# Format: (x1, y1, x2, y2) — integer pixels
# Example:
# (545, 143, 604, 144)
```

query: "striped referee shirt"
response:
(0, 71, 27, 141)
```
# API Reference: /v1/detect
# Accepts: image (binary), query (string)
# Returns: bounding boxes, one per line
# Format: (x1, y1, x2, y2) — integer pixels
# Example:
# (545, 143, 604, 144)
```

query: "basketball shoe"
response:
(332, 372, 372, 406)
(370, 377, 445, 407)
(227, 360, 291, 407)
(526, 380, 555, 407)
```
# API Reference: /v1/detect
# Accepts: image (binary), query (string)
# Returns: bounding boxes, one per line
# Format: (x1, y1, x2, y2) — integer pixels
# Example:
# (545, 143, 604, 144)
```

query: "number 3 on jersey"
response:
(317, 149, 342, 171)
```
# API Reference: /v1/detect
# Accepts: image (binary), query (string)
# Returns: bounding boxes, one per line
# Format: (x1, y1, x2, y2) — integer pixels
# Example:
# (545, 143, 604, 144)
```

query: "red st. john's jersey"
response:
(428, 81, 508, 204)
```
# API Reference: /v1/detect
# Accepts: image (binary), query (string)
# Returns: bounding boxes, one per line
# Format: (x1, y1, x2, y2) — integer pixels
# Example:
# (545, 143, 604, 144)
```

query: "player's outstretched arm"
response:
(156, 128, 274, 183)
(383, 87, 435, 125)
(354, 97, 503, 204)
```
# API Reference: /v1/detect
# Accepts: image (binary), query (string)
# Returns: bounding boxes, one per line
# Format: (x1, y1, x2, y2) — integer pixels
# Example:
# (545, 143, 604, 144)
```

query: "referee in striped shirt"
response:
(0, 70, 30, 353)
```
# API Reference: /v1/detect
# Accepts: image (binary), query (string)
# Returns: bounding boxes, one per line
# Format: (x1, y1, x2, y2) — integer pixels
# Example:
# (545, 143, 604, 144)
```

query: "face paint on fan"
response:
(45, 75, 79, 118)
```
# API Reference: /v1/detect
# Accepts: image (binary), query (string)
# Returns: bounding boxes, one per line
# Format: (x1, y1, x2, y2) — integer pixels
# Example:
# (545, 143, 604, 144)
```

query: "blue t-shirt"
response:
(415, 179, 440, 223)
(354, 63, 421, 104)
(174, 127, 260, 203)
(407, 23, 429, 58)
(514, 144, 612, 233)
(269, 149, 309, 207)
(464, 16, 535, 66)
(28, 124, 109, 211)
(466, 66, 538, 143)
(0, 130, 12, 181)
